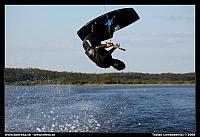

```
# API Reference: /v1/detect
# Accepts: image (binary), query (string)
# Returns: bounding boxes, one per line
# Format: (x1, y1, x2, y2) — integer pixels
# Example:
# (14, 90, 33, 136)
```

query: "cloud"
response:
(124, 31, 194, 47)
(156, 15, 194, 23)
(149, 32, 194, 38)
(126, 31, 194, 40)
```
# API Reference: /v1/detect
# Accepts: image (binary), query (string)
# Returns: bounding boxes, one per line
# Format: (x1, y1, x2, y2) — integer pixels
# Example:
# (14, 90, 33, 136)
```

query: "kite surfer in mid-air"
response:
(83, 32, 125, 70)
(77, 8, 140, 71)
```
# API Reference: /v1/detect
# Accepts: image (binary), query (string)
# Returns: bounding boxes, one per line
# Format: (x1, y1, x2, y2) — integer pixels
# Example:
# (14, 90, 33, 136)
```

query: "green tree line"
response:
(5, 68, 195, 86)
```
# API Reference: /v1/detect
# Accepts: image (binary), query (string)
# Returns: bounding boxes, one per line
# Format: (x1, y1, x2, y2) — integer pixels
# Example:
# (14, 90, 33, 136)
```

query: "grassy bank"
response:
(5, 68, 195, 86)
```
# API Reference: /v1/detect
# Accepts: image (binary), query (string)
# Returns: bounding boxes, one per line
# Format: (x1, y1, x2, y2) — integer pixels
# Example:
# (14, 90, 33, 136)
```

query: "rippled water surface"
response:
(5, 86, 195, 132)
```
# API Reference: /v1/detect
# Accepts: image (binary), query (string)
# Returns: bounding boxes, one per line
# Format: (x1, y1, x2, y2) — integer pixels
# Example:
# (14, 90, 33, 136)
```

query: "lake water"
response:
(5, 85, 195, 133)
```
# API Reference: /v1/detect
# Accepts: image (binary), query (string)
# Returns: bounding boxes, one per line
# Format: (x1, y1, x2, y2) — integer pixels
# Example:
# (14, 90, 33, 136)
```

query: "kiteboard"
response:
(77, 8, 140, 41)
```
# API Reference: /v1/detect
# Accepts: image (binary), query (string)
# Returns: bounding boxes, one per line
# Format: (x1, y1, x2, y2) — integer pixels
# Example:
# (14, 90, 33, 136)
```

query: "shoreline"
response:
(79, 83, 195, 86)
(5, 83, 195, 87)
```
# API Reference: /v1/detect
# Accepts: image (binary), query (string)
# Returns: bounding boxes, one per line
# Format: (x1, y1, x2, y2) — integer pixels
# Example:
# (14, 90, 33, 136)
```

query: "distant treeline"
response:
(5, 68, 195, 86)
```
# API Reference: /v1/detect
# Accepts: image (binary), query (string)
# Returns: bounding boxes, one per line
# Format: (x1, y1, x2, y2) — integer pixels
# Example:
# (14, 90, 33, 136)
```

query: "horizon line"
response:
(4, 67, 195, 75)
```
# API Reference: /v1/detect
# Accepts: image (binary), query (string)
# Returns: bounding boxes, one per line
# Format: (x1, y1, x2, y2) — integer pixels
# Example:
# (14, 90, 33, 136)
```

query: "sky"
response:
(5, 5, 195, 73)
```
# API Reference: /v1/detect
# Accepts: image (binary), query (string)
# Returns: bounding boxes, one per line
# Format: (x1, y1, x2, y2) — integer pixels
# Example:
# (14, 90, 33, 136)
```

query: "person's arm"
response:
(108, 43, 120, 54)
(95, 42, 113, 49)
(95, 42, 120, 55)
(107, 47, 116, 54)
(95, 44, 108, 49)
